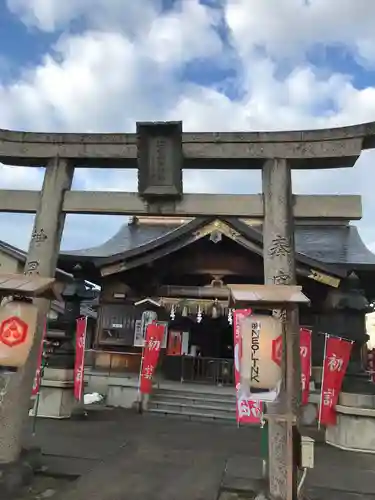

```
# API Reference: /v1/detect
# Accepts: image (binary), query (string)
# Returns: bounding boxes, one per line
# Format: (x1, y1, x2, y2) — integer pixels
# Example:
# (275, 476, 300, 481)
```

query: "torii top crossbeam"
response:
(1, 120, 375, 168)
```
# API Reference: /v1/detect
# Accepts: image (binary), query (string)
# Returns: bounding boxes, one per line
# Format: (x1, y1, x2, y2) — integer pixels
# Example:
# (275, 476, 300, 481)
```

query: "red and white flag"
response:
(31, 320, 47, 397)
(318, 335, 352, 427)
(300, 328, 312, 405)
(139, 323, 165, 395)
(74, 316, 87, 401)
(233, 309, 263, 424)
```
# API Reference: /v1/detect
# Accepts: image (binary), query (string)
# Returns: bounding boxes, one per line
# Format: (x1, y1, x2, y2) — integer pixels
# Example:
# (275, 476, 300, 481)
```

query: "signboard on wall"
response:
(133, 320, 143, 347)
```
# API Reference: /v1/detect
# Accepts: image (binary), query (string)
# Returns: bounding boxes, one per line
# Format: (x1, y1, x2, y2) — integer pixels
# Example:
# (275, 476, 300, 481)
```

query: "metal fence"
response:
(180, 356, 234, 386)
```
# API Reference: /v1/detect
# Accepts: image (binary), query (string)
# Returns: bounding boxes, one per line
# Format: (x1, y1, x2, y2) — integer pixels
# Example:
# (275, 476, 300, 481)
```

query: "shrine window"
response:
(98, 304, 137, 346)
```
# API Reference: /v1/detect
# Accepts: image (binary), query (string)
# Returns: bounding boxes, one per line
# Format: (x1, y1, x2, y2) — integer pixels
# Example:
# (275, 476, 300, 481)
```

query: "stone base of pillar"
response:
(326, 392, 375, 453)
(29, 368, 78, 419)
(342, 372, 375, 395)
(0, 447, 42, 498)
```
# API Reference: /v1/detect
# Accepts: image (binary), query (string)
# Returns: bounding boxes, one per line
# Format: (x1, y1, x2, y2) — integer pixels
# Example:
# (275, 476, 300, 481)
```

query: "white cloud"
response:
(144, 1, 223, 66)
(6, 0, 162, 33)
(225, 0, 375, 66)
(2, 0, 375, 253)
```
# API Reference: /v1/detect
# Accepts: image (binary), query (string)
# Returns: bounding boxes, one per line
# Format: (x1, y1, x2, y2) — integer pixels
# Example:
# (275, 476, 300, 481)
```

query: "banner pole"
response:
(318, 333, 329, 431)
(137, 322, 151, 413)
(74, 316, 88, 403)
(80, 316, 87, 402)
(137, 345, 145, 413)
(32, 364, 44, 436)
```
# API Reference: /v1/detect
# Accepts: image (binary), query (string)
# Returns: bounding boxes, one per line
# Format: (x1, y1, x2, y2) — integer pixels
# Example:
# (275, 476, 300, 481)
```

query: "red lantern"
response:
(272, 335, 282, 367)
(0, 300, 38, 367)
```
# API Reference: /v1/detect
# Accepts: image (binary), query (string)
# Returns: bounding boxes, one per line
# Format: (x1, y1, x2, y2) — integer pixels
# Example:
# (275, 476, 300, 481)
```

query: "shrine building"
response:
(55, 214, 375, 411)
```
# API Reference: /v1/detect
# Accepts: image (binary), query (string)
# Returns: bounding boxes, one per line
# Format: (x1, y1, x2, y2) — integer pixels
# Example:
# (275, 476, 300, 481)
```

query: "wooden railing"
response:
(87, 349, 141, 376)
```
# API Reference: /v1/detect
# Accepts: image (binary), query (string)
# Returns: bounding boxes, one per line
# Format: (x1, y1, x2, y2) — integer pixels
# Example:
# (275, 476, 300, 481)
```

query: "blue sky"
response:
(1, 0, 375, 253)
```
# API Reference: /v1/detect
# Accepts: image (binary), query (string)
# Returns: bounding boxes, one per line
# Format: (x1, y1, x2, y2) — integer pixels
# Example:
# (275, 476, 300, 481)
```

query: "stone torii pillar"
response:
(0, 158, 74, 466)
(262, 159, 299, 500)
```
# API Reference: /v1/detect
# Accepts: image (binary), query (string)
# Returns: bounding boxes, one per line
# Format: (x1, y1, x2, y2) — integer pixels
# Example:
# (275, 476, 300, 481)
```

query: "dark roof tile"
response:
(61, 219, 375, 269)
(62, 223, 180, 258)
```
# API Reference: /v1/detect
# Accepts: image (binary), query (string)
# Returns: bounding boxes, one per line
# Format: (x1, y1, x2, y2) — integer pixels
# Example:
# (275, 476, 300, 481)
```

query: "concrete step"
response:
(150, 386, 237, 423)
(149, 400, 236, 417)
(152, 393, 236, 409)
(148, 407, 235, 423)
(155, 388, 236, 400)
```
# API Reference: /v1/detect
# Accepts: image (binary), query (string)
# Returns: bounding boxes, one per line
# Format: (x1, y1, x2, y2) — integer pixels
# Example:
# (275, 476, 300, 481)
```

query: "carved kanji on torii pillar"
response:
(0, 120, 374, 499)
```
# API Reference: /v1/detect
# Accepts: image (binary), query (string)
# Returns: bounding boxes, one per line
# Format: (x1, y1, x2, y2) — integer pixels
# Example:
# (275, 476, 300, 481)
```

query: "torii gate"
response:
(0, 120, 372, 500)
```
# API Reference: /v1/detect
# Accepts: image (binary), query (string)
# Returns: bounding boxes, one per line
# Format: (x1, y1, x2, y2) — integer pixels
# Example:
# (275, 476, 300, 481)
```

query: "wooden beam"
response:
(0, 190, 362, 220)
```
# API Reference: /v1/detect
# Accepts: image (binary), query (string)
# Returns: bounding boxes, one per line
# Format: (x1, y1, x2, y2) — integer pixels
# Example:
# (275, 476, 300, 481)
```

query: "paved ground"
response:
(17, 408, 375, 499)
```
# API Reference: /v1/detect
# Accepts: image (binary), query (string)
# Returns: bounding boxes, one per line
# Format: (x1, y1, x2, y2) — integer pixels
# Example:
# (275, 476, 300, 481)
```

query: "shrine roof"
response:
(60, 217, 375, 271)
(62, 221, 178, 259)
(0, 240, 73, 281)
(294, 224, 375, 269)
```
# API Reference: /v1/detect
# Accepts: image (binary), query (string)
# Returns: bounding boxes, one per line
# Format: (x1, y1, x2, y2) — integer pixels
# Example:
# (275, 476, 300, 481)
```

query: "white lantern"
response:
(0, 299, 39, 368)
(240, 314, 282, 391)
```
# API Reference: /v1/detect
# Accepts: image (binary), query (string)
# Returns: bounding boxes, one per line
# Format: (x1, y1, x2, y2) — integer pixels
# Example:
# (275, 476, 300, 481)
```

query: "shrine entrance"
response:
(160, 314, 235, 386)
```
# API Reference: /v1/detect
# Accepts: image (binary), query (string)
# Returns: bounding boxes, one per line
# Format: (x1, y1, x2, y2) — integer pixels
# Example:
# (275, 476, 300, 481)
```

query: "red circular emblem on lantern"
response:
(272, 335, 282, 366)
(0, 316, 28, 347)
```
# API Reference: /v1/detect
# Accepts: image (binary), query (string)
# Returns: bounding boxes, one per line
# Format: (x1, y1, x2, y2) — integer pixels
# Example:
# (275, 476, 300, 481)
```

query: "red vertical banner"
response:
(167, 330, 182, 356)
(32, 320, 47, 397)
(300, 328, 312, 405)
(233, 309, 263, 424)
(140, 323, 165, 395)
(318, 335, 353, 427)
(74, 316, 87, 401)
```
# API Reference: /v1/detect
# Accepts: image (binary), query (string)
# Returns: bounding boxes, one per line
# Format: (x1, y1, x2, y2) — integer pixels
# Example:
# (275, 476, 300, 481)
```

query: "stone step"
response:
(150, 386, 238, 422)
(152, 393, 236, 409)
(149, 400, 236, 417)
(155, 387, 236, 401)
(148, 407, 236, 423)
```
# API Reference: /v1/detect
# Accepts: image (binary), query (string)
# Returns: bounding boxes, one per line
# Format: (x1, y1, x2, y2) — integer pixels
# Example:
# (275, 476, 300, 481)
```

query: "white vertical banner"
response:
(156, 321, 169, 349)
(181, 331, 189, 355)
(133, 320, 143, 347)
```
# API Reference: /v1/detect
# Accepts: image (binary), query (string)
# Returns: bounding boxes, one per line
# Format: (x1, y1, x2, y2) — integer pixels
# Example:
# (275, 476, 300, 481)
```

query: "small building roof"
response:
(0, 273, 58, 299)
(0, 240, 73, 281)
(228, 284, 310, 306)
